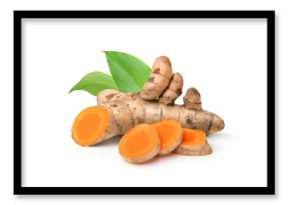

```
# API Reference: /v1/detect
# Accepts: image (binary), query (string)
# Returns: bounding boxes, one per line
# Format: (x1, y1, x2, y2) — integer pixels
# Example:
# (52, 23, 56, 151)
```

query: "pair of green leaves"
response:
(69, 51, 151, 96)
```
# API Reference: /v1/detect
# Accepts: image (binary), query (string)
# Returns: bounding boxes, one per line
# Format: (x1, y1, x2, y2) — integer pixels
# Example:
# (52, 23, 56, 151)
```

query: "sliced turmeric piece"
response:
(72, 106, 110, 146)
(174, 129, 212, 156)
(153, 119, 183, 155)
(118, 124, 160, 164)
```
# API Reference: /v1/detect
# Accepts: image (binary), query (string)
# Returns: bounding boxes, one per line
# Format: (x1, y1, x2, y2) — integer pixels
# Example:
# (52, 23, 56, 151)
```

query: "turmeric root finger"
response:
(183, 87, 202, 110)
(159, 72, 183, 105)
(140, 56, 173, 100)
(174, 129, 212, 156)
(153, 119, 183, 155)
(118, 124, 160, 164)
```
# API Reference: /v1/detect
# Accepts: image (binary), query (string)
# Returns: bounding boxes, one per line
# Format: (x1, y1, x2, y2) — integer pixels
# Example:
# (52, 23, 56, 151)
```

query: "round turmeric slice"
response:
(174, 129, 212, 156)
(118, 124, 160, 164)
(72, 106, 110, 146)
(153, 119, 183, 155)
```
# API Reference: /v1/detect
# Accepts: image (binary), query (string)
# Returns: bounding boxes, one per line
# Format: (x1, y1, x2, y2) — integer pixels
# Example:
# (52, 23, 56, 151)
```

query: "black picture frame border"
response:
(14, 10, 275, 195)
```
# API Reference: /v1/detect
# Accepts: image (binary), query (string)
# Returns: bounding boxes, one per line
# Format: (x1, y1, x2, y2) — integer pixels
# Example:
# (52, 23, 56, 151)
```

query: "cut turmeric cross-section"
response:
(118, 124, 160, 164)
(153, 119, 183, 155)
(174, 129, 213, 156)
(72, 106, 110, 146)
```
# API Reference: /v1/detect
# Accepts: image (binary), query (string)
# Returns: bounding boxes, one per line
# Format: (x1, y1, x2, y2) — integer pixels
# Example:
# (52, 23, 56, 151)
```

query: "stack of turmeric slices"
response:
(118, 119, 212, 164)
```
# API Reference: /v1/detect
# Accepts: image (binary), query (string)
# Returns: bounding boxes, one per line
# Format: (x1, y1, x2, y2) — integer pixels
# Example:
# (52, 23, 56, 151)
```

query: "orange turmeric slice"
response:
(118, 124, 160, 164)
(153, 119, 183, 155)
(174, 129, 213, 156)
(72, 106, 110, 146)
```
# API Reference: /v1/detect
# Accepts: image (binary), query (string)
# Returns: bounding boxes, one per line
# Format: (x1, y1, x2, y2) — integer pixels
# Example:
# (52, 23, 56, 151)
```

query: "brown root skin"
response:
(140, 56, 183, 105)
(183, 87, 202, 110)
(140, 56, 173, 100)
(151, 56, 172, 79)
(174, 141, 213, 156)
(174, 129, 212, 156)
(96, 89, 119, 105)
(92, 89, 224, 145)
(121, 145, 160, 164)
(159, 72, 184, 105)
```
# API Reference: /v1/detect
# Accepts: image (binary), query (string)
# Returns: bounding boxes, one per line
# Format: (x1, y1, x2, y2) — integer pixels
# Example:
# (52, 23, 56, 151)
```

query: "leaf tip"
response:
(68, 88, 73, 94)
(69, 85, 77, 94)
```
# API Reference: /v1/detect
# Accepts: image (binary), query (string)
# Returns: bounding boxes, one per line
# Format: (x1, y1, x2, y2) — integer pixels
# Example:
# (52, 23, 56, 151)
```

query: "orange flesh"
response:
(76, 114, 101, 140)
(118, 124, 160, 158)
(72, 106, 109, 146)
(181, 129, 206, 146)
(153, 120, 181, 151)
(125, 131, 150, 153)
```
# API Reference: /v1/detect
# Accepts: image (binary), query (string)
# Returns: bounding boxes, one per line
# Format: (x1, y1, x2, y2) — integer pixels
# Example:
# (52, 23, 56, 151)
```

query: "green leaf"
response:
(69, 71, 118, 96)
(104, 51, 151, 93)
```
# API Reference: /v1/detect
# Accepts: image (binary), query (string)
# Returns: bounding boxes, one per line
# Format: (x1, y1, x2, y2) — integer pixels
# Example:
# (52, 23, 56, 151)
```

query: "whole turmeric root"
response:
(72, 56, 225, 146)
(72, 90, 224, 146)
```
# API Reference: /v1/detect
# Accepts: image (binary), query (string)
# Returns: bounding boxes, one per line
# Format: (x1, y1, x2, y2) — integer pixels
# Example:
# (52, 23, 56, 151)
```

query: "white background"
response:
(22, 18, 267, 188)
(0, 0, 289, 204)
